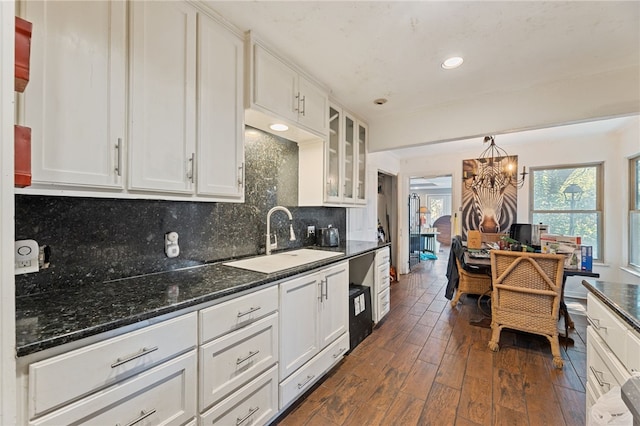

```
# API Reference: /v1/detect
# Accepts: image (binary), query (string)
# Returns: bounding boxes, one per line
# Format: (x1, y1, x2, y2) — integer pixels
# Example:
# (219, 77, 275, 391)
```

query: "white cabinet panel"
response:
(200, 365, 278, 426)
(21, 0, 126, 188)
(318, 263, 348, 349)
(253, 45, 298, 124)
(199, 286, 278, 344)
(199, 314, 278, 411)
(28, 313, 197, 419)
(297, 75, 328, 136)
(31, 351, 197, 426)
(196, 13, 245, 200)
(279, 273, 320, 380)
(129, 1, 196, 193)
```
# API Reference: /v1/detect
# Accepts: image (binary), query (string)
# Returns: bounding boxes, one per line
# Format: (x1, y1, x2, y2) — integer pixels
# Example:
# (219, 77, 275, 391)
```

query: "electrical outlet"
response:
(15, 240, 39, 274)
(165, 232, 180, 258)
(307, 225, 315, 237)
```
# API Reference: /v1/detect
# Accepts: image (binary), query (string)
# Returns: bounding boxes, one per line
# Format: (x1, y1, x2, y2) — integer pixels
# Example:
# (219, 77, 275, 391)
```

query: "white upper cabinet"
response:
(248, 34, 328, 138)
(299, 102, 368, 207)
(196, 12, 245, 200)
(19, 1, 244, 202)
(19, 0, 126, 189)
(128, 1, 197, 194)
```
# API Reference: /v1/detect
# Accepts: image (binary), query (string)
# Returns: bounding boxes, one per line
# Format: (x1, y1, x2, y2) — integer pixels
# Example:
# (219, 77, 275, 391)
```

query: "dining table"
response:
(464, 248, 600, 336)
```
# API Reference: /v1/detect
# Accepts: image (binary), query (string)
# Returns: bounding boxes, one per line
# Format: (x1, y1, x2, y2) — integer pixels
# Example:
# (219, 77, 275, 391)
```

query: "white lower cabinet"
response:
(373, 247, 391, 323)
(279, 262, 349, 409)
(586, 292, 639, 414)
(200, 365, 279, 426)
(31, 351, 197, 426)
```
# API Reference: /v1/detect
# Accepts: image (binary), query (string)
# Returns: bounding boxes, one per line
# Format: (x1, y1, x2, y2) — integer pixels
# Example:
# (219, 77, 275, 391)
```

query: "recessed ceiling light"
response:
(442, 56, 464, 70)
(373, 98, 388, 105)
(269, 123, 289, 132)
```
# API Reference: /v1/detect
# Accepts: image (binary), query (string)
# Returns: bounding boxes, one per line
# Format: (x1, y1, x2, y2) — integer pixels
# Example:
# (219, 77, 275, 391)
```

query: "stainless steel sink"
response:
(223, 249, 343, 273)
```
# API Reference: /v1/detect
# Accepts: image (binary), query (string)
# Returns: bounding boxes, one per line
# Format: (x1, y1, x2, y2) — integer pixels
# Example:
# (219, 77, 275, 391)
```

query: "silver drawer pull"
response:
(589, 366, 610, 388)
(587, 316, 607, 331)
(333, 347, 346, 358)
(236, 350, 260, 365)
(117, 408, 156, 426)
(297, 374, 315, 389)
(236, 406, 260, 425)
(237, 306, 261, 318)
(111, 346, 158, 368)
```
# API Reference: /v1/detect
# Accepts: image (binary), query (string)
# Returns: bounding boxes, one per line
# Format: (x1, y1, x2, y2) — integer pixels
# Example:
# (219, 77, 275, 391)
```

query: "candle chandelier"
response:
(463, 136, 527, 191)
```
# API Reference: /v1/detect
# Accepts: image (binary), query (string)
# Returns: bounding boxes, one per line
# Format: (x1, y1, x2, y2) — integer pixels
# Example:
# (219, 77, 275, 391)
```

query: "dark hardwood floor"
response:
(277, 247, 588, 426)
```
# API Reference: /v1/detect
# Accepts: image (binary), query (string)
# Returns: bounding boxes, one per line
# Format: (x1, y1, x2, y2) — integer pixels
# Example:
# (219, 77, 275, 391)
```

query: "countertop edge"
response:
(581, 279, 640, 334)
(16, 241, 389, 357)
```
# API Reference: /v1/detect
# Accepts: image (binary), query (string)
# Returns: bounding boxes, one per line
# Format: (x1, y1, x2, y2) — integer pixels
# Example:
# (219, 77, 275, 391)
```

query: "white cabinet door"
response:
(21, 1, 126, 189)
(297, 75, 328, 136)
(318, 262, 348, 349)
(325, 104, 343, 203)
(196, 13, 244, 200)
(342, 112, 357, 203)
(253, 45, 298, 123)
(129, 1, 196, 193)
(279, 272, 320, 380)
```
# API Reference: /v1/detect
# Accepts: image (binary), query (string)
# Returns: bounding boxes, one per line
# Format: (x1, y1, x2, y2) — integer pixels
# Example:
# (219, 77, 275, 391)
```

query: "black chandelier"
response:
(463, 136, 527, 191)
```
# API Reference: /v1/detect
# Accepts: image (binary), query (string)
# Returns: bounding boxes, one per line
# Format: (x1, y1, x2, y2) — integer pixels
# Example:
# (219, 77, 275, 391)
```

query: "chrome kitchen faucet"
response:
(266, 206, 296, 255)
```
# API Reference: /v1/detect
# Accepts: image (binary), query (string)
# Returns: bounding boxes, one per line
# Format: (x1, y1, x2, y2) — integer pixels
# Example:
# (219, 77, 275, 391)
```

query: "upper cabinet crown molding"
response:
(245, 31, 329, 142)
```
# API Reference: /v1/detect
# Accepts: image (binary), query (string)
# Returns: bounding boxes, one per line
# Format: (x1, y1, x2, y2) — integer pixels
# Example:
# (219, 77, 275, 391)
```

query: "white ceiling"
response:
(206, 1, 640, 152)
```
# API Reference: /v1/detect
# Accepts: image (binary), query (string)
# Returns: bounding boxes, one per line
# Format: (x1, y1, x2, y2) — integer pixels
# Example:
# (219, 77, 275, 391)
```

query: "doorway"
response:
(408, 175, 453, 268)
(377, 172, 398, 271)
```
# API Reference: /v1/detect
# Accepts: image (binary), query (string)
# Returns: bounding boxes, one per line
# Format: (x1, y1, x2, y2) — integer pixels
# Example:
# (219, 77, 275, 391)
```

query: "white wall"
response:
(393, 117, 640, 286)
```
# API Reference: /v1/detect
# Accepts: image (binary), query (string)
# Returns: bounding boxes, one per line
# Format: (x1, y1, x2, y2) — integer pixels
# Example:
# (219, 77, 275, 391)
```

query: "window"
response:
(530, 163, 603, 260)
(630, 156, 640, 269)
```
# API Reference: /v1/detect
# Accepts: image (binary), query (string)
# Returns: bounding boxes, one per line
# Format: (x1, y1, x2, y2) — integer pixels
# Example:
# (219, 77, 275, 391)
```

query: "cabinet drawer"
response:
(200, 286, 278, 343)
(200, 313, 278, 411)
(279, 332, 348, 409)
(378, 263, 390, 291)
(587, 327, 629, 396)
(29, 312, 197, 418)
(626, 329, 640, 374)
(376, 247, 390, 267)
(586, 380, 600, 413)
(31, 350, 197, 426)
(587, 293, 628, 366)
(200, 365, 278, 426)
(378, 287, 391, 320)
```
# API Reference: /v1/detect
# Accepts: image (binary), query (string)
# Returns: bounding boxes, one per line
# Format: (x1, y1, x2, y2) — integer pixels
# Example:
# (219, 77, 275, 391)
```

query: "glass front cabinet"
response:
(324, 103, 367, 205)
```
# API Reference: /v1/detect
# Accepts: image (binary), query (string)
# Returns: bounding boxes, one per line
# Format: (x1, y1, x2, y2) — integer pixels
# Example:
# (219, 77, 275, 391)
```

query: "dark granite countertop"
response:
(16, 240, 388, 357)
(582, 280, 640, 334)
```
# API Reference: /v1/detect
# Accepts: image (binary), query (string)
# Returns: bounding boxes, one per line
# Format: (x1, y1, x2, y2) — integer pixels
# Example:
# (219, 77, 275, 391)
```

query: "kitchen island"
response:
(16, 240, 387, 357)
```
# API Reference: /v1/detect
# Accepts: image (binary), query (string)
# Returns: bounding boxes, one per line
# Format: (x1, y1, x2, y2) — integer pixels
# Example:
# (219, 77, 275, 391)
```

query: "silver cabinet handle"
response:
(111, 346, 158, 368)
(300, 95, 306, 116)
(297, 374, 315, 389)
(236, 350, 260, 365)
(187, 153, 195, 183)
(117, 408, 156, 426)
(238, 162, 244, 188)
(295, 91, 301, 113)
(237, 306, 261, 318)
(115, 138, 123, 177)
(236, 406, 259, 425)
(325, 278, 329, 301)
(333, 347, 346, 358)
(587, 315, 607, 331)
(589, 366, 609, 388)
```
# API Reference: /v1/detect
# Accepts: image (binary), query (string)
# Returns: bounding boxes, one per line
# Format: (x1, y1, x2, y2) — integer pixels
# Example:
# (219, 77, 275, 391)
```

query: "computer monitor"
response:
(509, 223, 532, 246)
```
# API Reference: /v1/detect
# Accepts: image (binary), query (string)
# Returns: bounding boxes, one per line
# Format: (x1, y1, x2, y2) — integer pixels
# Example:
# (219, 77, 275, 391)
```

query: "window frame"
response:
(529, 162, 604, 261)
(629, 155, 640, 271)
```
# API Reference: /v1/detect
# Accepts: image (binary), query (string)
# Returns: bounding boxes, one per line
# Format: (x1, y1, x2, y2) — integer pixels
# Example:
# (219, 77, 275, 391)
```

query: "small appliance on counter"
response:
(317, 225, 339, 247)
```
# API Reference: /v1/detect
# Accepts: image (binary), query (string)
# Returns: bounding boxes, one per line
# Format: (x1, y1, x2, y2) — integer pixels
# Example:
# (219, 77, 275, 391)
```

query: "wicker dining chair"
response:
(488, 250, 566, 368)
(451, 257, 492, 308)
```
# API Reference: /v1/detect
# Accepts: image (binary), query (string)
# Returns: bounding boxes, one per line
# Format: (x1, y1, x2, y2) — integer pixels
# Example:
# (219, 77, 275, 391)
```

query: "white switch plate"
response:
(15, 239, 39, 274)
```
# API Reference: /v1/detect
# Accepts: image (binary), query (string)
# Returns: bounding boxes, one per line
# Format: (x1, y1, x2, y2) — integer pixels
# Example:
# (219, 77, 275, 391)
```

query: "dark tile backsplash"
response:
(15, 127, 345, 296)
